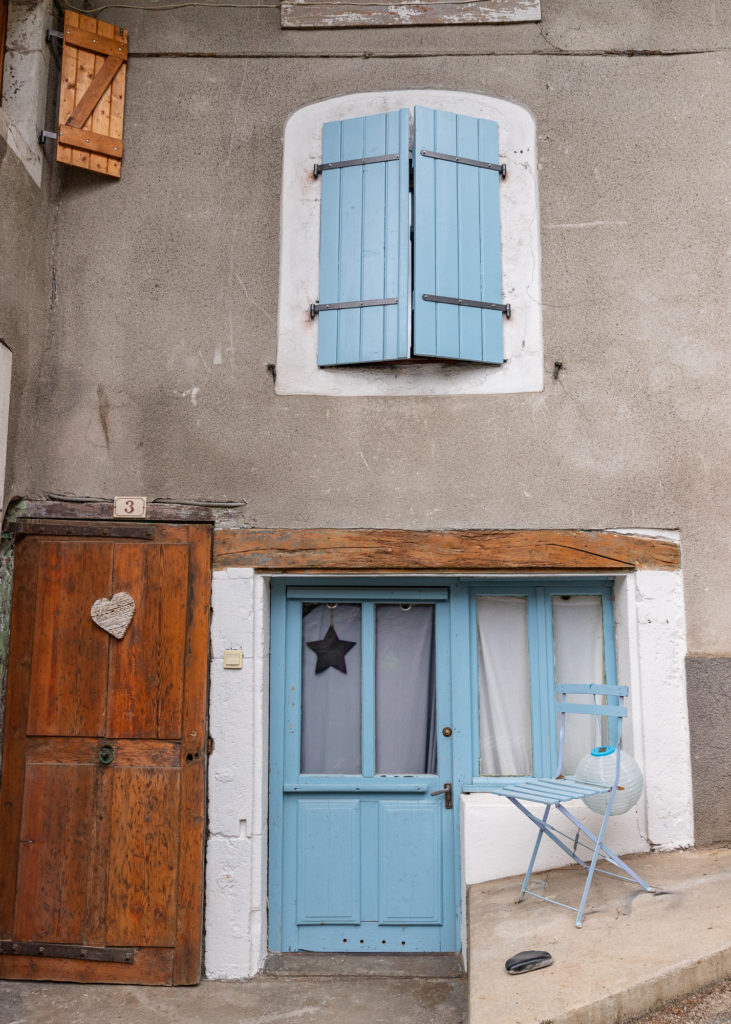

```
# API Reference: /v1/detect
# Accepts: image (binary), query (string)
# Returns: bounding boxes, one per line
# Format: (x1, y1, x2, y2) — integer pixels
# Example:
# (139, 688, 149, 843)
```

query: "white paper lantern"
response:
(574, 746, 643, 815)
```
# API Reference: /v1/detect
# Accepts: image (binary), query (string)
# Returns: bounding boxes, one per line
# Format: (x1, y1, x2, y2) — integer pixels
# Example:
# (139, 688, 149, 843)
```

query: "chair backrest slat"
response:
(558, 683, 628, 697)
(554, 701, 627, 718)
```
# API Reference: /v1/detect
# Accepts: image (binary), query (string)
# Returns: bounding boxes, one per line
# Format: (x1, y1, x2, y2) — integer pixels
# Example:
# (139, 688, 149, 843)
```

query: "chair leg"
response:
(519, 805, 551, 901)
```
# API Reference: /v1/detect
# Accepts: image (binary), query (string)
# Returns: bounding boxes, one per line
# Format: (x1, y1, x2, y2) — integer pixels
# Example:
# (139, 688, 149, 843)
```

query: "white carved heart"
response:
(91, 591, 136, 640)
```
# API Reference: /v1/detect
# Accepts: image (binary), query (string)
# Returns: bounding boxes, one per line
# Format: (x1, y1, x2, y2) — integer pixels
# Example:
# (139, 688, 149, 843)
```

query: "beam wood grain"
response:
(213, 529, 680, 572)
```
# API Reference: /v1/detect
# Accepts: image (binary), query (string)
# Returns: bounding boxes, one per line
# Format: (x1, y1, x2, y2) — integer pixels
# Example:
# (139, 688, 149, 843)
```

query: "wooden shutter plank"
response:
(317, 109, 409, 366)
(66, 56, 122, 130)
(282, 0, 540, 28)
(63, 24, 128, 59)
(413, 107, 504, 364)
(57, 10, 127, 178)
(90, 17, 117, 175)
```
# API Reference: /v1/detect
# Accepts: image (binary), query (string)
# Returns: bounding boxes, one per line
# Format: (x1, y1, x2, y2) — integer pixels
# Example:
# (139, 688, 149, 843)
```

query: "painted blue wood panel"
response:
(413, 106, 504, 364)
(378, 801, 442, 924)
(317, 109, 410, 366)
(296, 799, 361, 923)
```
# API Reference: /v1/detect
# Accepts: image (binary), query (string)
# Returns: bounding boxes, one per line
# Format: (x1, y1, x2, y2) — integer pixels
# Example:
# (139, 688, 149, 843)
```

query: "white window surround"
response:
(204, 546, 693, 979)
(1, 0, 54, 186)
(276, 90, 543, 397)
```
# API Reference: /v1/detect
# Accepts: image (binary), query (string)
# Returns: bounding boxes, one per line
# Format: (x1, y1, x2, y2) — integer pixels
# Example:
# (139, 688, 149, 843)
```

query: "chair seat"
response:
(481, 776, 611, 805)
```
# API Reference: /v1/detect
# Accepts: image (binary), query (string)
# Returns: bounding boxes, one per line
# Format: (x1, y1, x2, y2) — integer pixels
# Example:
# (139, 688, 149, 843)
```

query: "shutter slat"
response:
(413, 107, 504, 364)
(317, 110, 409, 367)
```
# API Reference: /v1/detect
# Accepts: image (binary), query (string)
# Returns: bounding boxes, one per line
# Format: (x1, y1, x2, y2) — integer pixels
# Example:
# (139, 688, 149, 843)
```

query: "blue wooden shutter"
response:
(413, 107, 505, 364)
(316, 109, 410, 366)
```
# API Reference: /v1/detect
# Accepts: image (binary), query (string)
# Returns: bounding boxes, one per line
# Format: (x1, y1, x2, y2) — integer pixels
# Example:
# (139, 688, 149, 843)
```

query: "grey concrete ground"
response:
(0, 974, 467, 1024)
(469, 848, 731, 1024)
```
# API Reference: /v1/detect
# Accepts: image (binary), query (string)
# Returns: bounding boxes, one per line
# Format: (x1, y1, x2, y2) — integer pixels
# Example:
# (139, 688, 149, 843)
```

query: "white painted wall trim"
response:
(204, 554, 692, 978)
(276, 90, 543, 397)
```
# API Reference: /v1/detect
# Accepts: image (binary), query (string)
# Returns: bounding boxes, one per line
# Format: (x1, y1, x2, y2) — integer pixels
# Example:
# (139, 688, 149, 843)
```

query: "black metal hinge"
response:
(422, 294, 511, 318)
(313, 154, 399, 178)
(420, 150, 507, 179)
(310, 298, 398, 319)
(0, 940, 136, 963)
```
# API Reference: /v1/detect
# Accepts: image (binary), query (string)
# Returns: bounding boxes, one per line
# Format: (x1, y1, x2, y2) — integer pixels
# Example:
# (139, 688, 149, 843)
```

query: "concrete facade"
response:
(1, 0, 729, 982)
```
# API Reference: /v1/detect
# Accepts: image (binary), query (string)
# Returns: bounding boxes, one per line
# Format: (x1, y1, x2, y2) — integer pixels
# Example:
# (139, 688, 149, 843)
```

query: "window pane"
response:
(301, 603, 361, 774)
(477, 596, 532, 776)
(375, 604, 437, 775)
(552, 595, 605, 774)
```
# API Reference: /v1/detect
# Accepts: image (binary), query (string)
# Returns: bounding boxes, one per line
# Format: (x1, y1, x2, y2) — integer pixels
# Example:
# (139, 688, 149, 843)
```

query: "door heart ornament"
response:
(91, 592, 136, 640)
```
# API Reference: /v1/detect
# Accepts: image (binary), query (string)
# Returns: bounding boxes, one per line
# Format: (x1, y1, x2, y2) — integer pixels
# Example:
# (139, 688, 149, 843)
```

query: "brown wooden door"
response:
(0, 522, 211, 985)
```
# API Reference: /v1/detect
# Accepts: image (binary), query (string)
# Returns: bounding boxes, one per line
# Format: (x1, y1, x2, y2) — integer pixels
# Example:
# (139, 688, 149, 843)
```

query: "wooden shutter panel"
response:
(316, 109, 410, 367)
(413, 107, 505, 365)
(57, 11, 127, 178)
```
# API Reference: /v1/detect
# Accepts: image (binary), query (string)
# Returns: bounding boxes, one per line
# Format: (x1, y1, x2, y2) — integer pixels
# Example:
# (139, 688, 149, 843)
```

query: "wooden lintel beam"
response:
(212, 528, 681, 573)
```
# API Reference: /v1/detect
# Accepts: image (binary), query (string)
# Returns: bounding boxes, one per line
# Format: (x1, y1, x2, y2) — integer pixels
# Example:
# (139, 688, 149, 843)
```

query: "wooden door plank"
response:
(27, 541, 111, 738)
(173, 524, 212, 985)
(106, 767, 181, 947)
(84, 765, 112, 946)
(106, 541, 189, 739)
(212, 528, 681, 572)
(0, 539, 41, 935)
(14, 763, 96, 943)
(26, 737, 180, 767)
(0, 947, 173, 985)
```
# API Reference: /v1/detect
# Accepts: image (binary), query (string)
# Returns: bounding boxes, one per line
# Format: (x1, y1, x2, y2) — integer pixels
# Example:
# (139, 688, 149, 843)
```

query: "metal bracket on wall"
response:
(422, 294, 511, 318)
(420, 150, 507, 179)
(38, 130, 58, 146)
(313, 153, 399, 178)
(310, 297, 398, 319)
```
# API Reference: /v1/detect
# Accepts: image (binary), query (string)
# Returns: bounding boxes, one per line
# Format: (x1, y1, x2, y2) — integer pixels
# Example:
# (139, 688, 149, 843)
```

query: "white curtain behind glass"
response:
(301, 603, 362, 774)
(375, 604, 436, 775)
(477, 597, 532, 776)
(552, 595, 605, 774)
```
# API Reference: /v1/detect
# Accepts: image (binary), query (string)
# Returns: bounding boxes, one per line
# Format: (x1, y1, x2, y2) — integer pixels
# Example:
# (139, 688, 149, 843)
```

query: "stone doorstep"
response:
(264, 951, 466, 978)
(467, 847, 731, 1024)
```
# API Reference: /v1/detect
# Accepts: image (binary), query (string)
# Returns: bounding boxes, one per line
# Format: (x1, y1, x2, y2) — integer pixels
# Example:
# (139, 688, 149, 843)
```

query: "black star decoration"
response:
(307, 625, 357, 675)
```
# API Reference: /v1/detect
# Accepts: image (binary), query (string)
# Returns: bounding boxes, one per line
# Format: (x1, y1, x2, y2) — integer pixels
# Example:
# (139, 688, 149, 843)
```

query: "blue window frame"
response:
(467, 581, 619, 783)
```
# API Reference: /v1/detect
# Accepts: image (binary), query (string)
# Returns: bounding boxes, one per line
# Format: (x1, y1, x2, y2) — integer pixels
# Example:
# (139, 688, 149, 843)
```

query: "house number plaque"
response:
(113, 496, 147, 518)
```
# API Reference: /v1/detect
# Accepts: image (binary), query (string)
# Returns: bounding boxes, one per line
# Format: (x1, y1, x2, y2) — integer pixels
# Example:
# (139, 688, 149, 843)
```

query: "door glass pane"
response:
(477, 596, 532, 776)
(301, 603, 361, 774)
(375, 604, 437, 775)
(552, 595, 605, 774)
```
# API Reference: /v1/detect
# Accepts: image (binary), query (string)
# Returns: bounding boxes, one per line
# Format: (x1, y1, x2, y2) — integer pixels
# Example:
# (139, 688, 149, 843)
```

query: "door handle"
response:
(430, 782, 453, 809)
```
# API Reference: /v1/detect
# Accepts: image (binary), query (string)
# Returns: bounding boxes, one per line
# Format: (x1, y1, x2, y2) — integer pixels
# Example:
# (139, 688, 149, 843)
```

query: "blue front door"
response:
(269, 584, 460, 953)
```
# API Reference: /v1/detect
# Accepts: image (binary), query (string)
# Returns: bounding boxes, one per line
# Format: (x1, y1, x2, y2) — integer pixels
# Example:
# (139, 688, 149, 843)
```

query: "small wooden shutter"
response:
(57, 11, 127, 178)
(316, 109, 410, 367)
(413, 107, 505, 365)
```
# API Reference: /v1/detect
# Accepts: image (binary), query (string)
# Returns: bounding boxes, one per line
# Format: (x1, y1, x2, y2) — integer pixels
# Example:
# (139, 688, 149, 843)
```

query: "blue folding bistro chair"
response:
(485, 683, 654, 927)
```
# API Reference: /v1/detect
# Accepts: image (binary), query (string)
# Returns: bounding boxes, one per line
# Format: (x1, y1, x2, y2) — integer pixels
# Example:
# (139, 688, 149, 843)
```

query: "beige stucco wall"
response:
(3, 1, 730, 664)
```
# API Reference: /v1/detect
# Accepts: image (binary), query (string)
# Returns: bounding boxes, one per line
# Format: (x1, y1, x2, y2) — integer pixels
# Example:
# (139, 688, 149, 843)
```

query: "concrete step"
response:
(264, 952, 466, 977)
(468, 847, 731, 1024)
